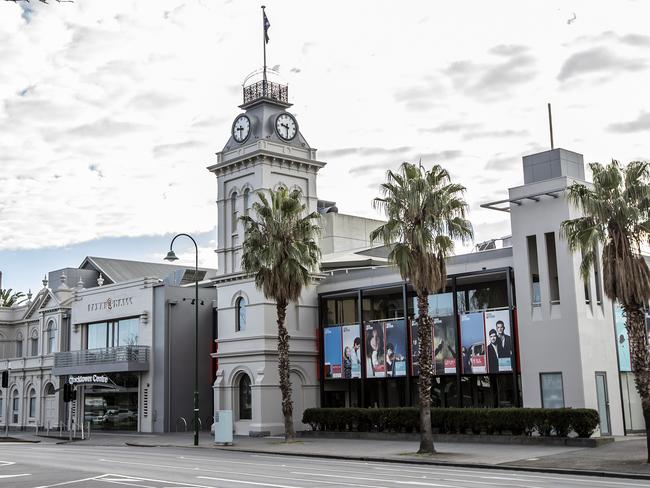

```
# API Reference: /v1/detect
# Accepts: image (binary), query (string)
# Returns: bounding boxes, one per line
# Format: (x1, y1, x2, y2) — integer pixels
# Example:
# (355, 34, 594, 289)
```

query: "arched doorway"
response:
(43, 383, 57, 427)
(233, 372, 252, 435)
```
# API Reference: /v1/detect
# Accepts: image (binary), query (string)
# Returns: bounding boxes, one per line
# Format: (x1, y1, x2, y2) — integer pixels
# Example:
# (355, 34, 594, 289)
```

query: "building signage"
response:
(87, 297, 134, 312)
(69, 374, 110, 385)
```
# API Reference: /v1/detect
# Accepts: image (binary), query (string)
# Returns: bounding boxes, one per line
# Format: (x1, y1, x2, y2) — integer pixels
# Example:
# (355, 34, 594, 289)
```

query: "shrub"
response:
(568, 408, 600, 438)
(302, 406, 600, 438)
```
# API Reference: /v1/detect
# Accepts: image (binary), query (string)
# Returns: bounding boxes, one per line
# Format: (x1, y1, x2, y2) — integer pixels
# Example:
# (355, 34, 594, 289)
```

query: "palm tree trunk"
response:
(417, 293, 435, 454)
(276, 298, 296, 441)
(624, 305, 650, 462)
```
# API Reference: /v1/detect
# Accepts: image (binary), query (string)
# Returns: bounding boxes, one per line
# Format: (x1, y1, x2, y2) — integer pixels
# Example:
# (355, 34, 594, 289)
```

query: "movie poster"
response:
(433, 315, 457, 374)
(411, 321, 419, 376)
(616, 306, 631, 372)
(323, 326, 342, 379)
(341, 324, 362, 379)
(484, 309, 513, 373)
(460, 312, 486, 374)
(385, 319, 407, 377)
(365, 322, 386, 378)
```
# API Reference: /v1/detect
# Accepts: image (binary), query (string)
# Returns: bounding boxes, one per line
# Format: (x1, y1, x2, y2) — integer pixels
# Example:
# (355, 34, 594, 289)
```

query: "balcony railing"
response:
(243, 80, 288, 104)
(53, 345, 149, 376)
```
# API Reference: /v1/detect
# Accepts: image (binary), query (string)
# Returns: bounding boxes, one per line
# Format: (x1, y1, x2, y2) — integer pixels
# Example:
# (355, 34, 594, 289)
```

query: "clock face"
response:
(275, 113, 298, 141)
(232, 115, 251, 143)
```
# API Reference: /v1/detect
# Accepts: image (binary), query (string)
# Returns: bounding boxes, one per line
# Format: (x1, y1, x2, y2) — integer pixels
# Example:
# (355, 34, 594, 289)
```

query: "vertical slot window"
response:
(545, 232, 560, 303)
(527, 235, 541, 306)
(593, 245, 603, 305)
(231, 192, 238, 234)
(243, 188, 250, 217)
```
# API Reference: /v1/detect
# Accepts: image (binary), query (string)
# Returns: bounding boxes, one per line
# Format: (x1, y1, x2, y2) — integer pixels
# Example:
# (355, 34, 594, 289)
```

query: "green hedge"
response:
(302, 407, 599, 438)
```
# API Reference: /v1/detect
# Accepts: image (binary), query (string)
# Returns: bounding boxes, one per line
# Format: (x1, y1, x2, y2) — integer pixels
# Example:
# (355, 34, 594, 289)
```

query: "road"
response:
(0, 441, 648, 488)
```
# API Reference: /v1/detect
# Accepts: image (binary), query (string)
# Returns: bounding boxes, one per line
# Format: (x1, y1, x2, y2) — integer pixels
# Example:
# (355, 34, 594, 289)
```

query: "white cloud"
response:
(0, 0, 649, 262)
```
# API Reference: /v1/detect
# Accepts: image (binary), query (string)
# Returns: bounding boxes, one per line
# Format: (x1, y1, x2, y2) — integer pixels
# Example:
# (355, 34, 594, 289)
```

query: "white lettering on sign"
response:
(68, 374, 110, 385)
(87, 297, 134, 312)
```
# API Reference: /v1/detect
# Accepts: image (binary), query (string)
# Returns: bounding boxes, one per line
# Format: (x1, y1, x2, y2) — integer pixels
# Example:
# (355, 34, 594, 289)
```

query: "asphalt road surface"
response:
(0, 441, 648, 488)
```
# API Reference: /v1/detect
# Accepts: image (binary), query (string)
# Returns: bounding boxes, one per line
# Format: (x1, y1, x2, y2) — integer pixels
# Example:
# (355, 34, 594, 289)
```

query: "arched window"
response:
(15, 332, 23, 358)
(238, 374, 252, 420)
(235, 297, 246, 332)
(44, 383, 55, 396)
(46, 319, 57, 354)
(12, 390, 19, 423)
(30, 329, 39, 357)
(231, 192, 238, 233)
(243, 188, 250, 217)
(29, 388, 36, 418)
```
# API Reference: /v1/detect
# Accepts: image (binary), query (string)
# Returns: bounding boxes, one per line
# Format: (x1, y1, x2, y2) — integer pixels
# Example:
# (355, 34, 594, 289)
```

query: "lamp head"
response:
(164, 250, 179, 262)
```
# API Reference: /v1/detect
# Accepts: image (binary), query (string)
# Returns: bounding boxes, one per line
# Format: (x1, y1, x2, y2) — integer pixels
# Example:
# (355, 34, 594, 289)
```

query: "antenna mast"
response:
(547, 103, 554, 149)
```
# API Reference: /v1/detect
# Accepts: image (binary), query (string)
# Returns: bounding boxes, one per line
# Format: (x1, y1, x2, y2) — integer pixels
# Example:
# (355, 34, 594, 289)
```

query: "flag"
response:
(263, 11, 270, 44)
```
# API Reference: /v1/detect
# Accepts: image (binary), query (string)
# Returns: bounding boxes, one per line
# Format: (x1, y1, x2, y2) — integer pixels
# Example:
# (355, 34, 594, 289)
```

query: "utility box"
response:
(213, 409, 233, 445)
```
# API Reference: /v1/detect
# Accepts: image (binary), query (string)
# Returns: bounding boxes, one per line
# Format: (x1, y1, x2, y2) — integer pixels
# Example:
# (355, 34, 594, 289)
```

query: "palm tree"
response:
(370, 162, 473, 454)
(240, 187, 321, 441)
(561, 160, 650, 461)
(0, 288, 27, 307)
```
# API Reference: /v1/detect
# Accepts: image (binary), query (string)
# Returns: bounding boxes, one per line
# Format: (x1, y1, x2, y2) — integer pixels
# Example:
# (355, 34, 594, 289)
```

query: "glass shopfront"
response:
(320, 268, 521, 409)
(83, 372, 139, 431)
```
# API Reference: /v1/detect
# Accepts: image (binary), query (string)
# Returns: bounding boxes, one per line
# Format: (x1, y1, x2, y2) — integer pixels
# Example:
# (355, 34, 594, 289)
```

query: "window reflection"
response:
(87, 318, 139, 349)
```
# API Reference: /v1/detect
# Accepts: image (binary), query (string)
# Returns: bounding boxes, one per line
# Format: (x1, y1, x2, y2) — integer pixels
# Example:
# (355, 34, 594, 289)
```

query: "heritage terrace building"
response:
(0, 257, 216, 433)
(210, 70, 643, 438)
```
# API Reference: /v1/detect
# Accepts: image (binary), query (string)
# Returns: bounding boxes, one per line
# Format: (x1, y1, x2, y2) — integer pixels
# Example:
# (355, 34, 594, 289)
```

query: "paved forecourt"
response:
(1, 441, 649, 488)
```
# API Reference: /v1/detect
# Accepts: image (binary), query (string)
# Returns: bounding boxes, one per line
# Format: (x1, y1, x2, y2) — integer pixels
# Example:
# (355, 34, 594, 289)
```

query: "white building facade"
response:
(210, 73, 643, 437)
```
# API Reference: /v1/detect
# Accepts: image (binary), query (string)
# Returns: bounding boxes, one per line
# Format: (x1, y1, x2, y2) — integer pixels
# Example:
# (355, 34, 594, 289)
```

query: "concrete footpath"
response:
(18, 430, 650, 480)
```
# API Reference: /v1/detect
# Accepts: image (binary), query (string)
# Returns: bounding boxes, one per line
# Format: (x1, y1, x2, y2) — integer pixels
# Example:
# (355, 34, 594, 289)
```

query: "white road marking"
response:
(481, 473, 650, 486)
(0, 473, 30, 478)
(97, 474, 218, 488)
(290, 471, 454, 487)
(197, 475, 305, 488)
(98, 480, 155, 488)
(102, 459, 385, 488)
(32, 475, 105, 488)
(179, 455, 290, 469)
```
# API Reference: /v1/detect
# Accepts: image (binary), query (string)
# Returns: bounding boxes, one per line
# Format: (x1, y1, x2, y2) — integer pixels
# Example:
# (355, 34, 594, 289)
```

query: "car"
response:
(99, 409, 136, 425)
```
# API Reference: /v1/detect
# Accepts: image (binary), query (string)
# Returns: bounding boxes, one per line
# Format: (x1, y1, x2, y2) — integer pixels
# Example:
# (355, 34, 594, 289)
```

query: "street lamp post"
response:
(164, 233, 200, 446)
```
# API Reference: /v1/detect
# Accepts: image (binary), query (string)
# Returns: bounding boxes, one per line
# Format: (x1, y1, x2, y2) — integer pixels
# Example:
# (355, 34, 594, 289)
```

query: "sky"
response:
(1, 0, 649, 294)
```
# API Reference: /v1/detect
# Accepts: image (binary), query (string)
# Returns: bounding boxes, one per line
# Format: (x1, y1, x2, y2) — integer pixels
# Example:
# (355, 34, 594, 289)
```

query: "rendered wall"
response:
(509, 174, 624, 435)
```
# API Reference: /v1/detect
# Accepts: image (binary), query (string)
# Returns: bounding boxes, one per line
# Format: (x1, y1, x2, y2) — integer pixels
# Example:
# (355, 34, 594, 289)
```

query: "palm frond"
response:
(240, 187, 321, 304)
(562, 159, 650, 306)
(371, 161, 473, 295)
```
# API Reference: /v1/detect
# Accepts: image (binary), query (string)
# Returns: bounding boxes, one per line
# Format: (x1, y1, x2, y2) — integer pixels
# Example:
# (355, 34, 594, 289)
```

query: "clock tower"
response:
(207, 72, 325, 436)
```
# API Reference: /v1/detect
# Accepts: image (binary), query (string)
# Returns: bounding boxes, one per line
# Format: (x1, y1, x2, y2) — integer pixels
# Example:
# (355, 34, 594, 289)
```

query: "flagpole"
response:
(262, 5, 267, 85)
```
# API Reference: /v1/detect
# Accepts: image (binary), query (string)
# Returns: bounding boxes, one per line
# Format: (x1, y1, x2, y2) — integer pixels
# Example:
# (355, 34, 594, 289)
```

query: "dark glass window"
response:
(235, 297, 246, 332)
(29, 389, 36, 417)
(238, 375, 252, 420)
(322, 295, 358, 326)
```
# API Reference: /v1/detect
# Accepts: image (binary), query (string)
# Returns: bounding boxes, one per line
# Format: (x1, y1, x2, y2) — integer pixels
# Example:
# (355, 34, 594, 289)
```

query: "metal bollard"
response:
(81, 422, 84, 440)
(87, 421, 91, 440)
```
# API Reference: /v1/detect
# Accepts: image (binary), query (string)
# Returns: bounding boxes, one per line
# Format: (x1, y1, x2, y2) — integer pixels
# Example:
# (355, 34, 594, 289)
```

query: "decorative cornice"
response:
(208, 149, 325, 177)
